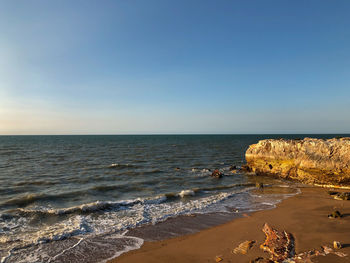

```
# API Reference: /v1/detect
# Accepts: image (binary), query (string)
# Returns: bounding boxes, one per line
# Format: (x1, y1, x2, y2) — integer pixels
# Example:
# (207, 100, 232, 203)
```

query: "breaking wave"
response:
(12, 183, 255, 217)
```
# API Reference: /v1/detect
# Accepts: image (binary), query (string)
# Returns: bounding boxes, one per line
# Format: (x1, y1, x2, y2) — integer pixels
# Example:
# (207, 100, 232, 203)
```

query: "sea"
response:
(0, 134, 345, 263)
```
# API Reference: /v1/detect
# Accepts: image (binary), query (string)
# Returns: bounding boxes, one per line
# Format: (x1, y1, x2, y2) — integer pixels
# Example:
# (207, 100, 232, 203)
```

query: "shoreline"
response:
(109, 187, 350, 263)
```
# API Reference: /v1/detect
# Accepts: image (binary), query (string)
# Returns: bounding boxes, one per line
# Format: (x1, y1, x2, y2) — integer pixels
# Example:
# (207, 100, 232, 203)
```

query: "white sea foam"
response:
(1, 184, 300, 263)
(178, 190, 195, 198)
(191, 168, 212, 177)
(48, 237, 84, 262)
(99, 232, 144, 263)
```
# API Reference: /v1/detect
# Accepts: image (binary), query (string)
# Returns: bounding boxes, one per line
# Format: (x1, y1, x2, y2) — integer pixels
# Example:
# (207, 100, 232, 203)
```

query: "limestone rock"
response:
(245, 137, 350, 186)
(260, 223, 295, 262)
(233, 240, 255, 254)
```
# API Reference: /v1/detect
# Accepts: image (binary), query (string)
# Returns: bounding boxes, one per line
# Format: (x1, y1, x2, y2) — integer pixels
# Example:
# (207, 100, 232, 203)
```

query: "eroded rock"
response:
(260, 223, 295, 262)
(233, 240, 255, 254)
(258, 224, 347, 262)
(245, 137, 350, 186)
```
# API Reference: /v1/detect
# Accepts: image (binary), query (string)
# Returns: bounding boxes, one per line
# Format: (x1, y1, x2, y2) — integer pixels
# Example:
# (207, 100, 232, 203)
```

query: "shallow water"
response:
(0, 134, 344, 262)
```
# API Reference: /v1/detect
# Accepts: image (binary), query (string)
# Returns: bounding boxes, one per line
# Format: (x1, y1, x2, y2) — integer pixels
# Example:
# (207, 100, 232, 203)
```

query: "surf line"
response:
(48, 237, 84, 262)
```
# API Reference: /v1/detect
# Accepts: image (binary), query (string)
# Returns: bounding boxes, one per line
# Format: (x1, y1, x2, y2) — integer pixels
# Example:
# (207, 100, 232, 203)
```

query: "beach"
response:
(110, 187, 350, 263)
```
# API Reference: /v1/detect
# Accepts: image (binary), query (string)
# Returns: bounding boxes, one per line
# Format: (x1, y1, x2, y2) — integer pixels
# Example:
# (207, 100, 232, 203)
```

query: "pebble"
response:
(334, 241, 342, 249)
(215, 256, 223, 262)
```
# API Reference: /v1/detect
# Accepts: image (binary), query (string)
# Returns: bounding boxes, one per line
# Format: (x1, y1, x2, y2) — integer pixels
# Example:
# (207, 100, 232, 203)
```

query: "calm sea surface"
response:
(0, 134, 345, 262)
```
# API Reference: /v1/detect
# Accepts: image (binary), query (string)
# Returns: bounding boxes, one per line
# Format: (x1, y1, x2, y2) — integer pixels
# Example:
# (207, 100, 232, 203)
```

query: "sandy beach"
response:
(110, 187, 350, 263)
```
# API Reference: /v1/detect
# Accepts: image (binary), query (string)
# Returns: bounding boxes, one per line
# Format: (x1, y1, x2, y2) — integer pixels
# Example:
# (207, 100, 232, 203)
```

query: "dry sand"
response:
(109, 187, 350, 263)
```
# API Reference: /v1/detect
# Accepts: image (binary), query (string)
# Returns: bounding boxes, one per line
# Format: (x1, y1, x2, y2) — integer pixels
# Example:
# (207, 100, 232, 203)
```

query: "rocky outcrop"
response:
(245, 137, 350, 186)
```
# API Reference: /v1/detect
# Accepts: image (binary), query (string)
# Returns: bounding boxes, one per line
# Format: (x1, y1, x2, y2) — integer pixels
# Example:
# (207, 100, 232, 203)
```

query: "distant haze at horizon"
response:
(1, 0, 350, 135)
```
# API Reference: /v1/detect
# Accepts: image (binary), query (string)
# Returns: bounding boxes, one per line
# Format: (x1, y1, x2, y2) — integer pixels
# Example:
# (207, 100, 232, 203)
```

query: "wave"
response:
(5, 182, 257, 217)
(16, 195, 167, 217)
(108, 163, 137, 169)
(0, 184, 299, 263)
(90, 185, 121, 191)
(13, 181, 58, 187)
(14, 183, 254, 217)
(0, 190, 90, 208)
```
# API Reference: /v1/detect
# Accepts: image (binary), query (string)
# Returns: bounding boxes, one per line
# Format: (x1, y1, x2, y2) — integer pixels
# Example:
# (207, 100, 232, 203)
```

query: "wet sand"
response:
(109, 187, 350, 263)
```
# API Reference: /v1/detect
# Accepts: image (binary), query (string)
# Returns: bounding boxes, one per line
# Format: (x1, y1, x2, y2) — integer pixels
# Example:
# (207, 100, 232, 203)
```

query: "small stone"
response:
(215, 256, 223, 262)
(249, 258, 273, 263)
(256, 182, 264, 189)
(211, 169, 223, 178)
(334, 241, 342, 249)
(233, 240, 255, 254)
(334, 192, 350, 200)
(229, 165, 237, 171)
(328, 210, 342, 219)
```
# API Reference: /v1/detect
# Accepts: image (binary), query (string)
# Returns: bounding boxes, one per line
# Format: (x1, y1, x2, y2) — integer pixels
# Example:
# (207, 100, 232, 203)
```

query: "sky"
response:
(0, 0, 349, 135)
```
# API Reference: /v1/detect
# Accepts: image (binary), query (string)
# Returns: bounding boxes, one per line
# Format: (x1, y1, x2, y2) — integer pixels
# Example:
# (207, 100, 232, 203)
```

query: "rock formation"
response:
(254, 224, 347, 262)
(245, 137, 350, 186)
(260, 223, 295, 262)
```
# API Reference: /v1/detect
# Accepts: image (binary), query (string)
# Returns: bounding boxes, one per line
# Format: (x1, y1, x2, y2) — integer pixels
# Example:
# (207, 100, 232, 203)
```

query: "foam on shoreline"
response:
(0, 184, 300, 263)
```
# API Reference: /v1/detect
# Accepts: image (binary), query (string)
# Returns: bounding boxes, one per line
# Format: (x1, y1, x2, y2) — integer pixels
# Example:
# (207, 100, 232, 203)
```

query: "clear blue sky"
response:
(1, 0, 349, 134)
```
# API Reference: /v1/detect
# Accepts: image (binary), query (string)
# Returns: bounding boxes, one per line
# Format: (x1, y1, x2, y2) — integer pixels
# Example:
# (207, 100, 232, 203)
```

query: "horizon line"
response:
(1, 133, 350, 136)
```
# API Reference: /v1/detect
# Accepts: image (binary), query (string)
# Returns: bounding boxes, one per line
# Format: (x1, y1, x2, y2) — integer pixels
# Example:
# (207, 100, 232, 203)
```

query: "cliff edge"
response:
(245, 137, 350, 186)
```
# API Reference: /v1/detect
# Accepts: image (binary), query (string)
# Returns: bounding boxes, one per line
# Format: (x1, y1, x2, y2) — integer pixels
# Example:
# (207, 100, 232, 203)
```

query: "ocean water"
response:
(0, 134, 344, 263)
